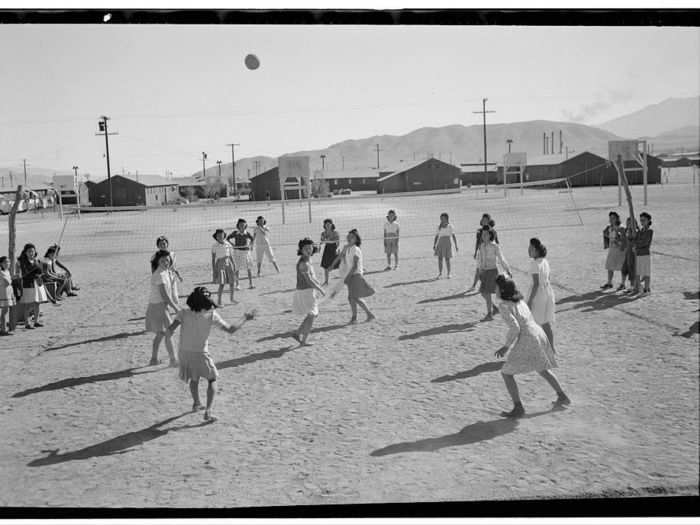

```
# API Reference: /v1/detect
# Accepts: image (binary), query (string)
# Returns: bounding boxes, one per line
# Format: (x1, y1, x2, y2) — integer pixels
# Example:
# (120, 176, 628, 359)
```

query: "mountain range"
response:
(194, 96, 699, 181)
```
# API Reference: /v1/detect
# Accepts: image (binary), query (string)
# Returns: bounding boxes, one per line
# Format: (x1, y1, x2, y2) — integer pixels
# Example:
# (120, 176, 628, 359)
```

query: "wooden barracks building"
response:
(376, 158, 462, 194)
(88, 174, 180, 207)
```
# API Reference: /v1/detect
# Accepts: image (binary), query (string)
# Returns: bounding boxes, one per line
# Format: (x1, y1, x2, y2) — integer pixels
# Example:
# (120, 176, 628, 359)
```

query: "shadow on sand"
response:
(417, 292, 468, 304)
(398, 322, 476, 341)
(261, 288, 297, 296)
(370, 408, 560, 457)
(44, 331, 147, 352)
(127, 316, 146, 322)
(217, 345, 297, 370)
(673, 321, 700, 339)
(556, 289, 607, 306)
(28, 413, 210, 467)
(384, 278, 436, 289)
(12, 366, 161, 398)
(431, 361, 504, 383)
(256, 323, 347, 343)
(682, 291, 699, 301)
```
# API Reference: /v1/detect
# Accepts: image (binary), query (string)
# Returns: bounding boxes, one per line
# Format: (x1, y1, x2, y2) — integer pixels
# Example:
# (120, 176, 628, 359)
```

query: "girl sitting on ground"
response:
(167, 286, 255, 423)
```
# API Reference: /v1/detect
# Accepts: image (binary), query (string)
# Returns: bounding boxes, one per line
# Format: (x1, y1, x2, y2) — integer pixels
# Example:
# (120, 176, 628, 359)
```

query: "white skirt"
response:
(20, 285, 48, 304)
(292, 289, 319, 316)
(530, 285, 556, 325)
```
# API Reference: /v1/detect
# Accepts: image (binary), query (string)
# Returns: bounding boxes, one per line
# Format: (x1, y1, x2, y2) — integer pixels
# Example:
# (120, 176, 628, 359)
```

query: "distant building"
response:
(376, 158, 461, 194)
(249, 167, 310, 201)
(315, 168, 379, 193)
(88, 174, 180, 207)
(495, 151, 661, 188)
(459, 164, 499, 187)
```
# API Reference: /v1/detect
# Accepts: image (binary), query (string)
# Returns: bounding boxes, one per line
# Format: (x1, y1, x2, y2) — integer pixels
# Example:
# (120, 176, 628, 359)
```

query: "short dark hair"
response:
(297, 237, 316, 256)
(640, 212, 652, 225)
(348, 228, 362, 247)
(495, 274, 524, 303)
(387, 209, 396, 216)
(156, 236, 169, 247)
(237, 218, 247, 228)
(481, 213, 492, 223)
(609, 211, 621, 225)
(256, 216, 266, 225)
(481, 224, 495, 241)
(150, 249, 171, 273)
(323, 218, 335, 230)
(529, 237, 547, 258)
(44, 245, 58, 258)
(18, 243, 37, 264)
(0, 256, 8, 265)
(186, 286, 217, 312)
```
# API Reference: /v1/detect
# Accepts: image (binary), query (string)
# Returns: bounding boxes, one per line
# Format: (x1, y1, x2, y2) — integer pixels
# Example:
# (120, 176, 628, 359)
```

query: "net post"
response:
(520, 165, 524, 196)
(617, 155, 622, 207)
(642, 140, 648, 206)
(307, 177, 312, 224)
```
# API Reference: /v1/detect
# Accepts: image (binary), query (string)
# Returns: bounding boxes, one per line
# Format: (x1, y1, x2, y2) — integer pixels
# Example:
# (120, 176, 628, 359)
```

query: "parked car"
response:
(340, 188, 352, 195)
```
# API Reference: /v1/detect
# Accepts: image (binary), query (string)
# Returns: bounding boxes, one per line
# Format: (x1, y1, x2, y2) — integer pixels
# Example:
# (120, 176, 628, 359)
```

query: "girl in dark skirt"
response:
(342, 229, 376, 324)
(476, 226, 511, 322)
(319, 218, 340, 286)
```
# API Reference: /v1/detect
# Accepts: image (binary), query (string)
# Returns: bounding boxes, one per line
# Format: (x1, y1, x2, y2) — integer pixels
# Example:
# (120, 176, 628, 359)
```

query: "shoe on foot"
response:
(480, 314, 493, 322)
(384, 266, 391, 271)
(192, 402, 204, 412)
(500, 404, 525, 418)
(553, 393, 571, 406)
(34, 322, 44, 328)
(204, 411, 218, 422)
(149, 358, 160, 366)
(249, 285, 256, 289)
(25, 324, 35, 330)
(348, 317, 358, 325)
(601, 283, 613, 289)
(366, 314, 376, 322)
(616, 284, 626, 291)
(393, 266, 398, 270)
(235, 284, 241, 290)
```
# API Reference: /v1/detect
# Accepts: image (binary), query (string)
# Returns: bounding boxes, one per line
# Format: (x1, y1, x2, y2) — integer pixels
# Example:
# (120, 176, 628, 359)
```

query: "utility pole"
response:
(254, 160, 260, 176)
(341, 155, 344, 171)
(375, 144, 382, 170)
(8, 171, 13, 187)
(473, 98, 496, 192)
(201, 152, 207, 180)
(226, 143, 239, 198)
(96, 116, 118, 207)
(506, 139, 513, 153)
(551, 131, 555, 155)
(22, 159, 28, 187)
(216, 159, 222, 179)
(559, 130, 563, 154)
(320, 154, 326, 171)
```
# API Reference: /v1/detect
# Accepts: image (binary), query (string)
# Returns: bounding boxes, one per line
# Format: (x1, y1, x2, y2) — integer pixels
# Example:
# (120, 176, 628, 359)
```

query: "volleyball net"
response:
(1, 176, 587, 259)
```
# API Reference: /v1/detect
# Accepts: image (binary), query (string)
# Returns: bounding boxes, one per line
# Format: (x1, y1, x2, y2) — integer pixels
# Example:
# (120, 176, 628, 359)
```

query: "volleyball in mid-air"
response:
(245, 54, 260, 70)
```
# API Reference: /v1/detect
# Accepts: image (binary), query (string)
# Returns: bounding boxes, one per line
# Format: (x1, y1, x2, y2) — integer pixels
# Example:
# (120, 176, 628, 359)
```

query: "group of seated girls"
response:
(40, 244, 79, 302)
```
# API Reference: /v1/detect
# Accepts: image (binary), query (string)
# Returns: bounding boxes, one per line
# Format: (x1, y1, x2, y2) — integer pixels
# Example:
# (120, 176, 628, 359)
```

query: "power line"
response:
(95, 116, 119, 207)
(226, 143, 240, 198)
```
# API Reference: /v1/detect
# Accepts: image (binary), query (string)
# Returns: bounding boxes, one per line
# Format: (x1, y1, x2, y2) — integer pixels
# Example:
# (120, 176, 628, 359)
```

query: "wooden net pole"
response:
(8, 185, 23, 275)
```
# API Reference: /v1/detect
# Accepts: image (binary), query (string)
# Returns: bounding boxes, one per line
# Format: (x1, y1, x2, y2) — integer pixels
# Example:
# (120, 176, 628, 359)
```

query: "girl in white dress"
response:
(525, 238, 556, 352)
(494, 275, 570, 418)
(252, 216, 281, 277)
(432, 213, 458, 279)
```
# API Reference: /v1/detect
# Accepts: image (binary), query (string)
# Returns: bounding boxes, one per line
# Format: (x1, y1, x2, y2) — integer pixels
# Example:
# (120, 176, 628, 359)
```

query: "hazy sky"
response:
(0, 24, 697, 177)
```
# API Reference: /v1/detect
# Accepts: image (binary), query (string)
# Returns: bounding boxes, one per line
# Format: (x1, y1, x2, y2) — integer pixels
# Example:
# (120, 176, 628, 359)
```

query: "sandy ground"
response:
(0, 183, 697, 507)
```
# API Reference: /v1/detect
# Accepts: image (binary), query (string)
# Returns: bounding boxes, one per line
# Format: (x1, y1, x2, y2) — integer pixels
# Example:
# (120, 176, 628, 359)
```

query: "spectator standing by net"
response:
(433, 212, 458, 279)
(601, 211, 625, 290)
(18, 243, 49, 329)
(633, 212, 654, 296)
(0, 256, 16, 336)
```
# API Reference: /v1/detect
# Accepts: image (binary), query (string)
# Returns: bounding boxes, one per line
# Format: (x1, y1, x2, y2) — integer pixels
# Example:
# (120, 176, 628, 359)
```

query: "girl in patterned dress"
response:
(433, 213, 458, 279)
(211, 229, 237, 306)
(227, 219, 255, 290)
(292, 238, 325, 346)
(0, 256, 15, 336)
(467, 214, 500, 293)
(494, 275, 570, 418)
(602, 211, 626, 290)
